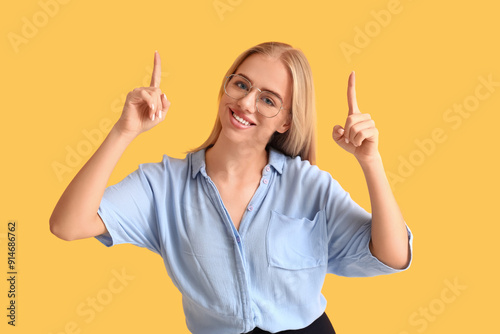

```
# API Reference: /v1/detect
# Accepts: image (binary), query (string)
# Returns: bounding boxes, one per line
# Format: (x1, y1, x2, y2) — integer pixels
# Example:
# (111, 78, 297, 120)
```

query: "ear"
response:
(276, 112, 292, 134)
(276, 122, 291, 134)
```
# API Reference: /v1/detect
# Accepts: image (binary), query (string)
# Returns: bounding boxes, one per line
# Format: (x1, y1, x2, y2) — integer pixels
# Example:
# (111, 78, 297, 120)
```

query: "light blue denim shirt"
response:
(95, 147, 413, 334)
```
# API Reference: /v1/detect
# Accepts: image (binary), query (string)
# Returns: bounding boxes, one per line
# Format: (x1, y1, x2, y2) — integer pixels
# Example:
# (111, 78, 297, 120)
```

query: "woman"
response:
(50, 42, 413, 334)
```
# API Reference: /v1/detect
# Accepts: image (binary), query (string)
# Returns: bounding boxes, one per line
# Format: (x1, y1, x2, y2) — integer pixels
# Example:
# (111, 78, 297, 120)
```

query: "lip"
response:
(229, 108, 256, 126)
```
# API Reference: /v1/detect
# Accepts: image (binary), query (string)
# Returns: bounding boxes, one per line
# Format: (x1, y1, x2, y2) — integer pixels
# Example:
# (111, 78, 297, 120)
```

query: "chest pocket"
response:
(266, 210, 327, 270)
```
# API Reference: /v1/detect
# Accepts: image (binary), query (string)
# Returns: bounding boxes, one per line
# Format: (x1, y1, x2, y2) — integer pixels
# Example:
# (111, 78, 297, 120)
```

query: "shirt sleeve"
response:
(94, 163, 161, 255)
(325, 177, 413, 277)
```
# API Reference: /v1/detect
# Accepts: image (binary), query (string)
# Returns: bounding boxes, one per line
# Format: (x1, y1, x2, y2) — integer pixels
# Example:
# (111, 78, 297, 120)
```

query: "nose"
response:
(237, 87, 260, 114)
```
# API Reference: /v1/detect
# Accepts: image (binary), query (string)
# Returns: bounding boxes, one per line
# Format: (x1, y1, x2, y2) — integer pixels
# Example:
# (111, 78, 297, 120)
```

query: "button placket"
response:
(238, 164, 274, 236)
(199, 159, 259, 324)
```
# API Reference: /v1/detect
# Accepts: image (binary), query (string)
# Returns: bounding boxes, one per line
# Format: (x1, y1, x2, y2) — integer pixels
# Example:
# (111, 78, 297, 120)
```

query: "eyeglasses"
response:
(223, 74, 285, 118)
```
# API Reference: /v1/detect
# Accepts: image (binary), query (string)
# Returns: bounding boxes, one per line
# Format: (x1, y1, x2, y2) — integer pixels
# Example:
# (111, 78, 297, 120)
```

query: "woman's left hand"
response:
(332, 71, 380, 164)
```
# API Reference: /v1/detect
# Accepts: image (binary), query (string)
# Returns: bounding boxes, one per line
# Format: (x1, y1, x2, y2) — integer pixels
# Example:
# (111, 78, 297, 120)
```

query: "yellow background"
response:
(1, 0, 498, 333)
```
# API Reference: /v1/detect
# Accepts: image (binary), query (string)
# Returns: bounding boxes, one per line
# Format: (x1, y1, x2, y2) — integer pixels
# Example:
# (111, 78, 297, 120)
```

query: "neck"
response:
(205, 137, 268, 181)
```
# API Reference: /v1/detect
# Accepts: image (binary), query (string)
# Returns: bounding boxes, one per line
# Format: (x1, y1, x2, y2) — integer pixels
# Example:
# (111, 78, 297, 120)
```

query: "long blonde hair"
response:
(187, 42, 317, 164)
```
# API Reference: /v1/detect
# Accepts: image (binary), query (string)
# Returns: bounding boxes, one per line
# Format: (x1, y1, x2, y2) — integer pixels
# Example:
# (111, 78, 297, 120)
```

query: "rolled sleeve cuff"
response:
(334, 223, 413, 277)
(94, 197, 120, 247)
(365, 223, 414, 274)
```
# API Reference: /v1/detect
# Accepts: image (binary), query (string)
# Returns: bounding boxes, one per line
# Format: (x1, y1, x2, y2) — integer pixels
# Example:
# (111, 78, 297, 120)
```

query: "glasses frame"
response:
(223, 74, 286, 118)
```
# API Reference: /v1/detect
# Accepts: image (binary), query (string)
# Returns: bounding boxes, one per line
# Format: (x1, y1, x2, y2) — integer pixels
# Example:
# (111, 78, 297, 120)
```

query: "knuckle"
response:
(139, 90, 149, 100)
(351, 123, 362, 133)
(154, 89, 163, 99)
(149, 87, 161, 96)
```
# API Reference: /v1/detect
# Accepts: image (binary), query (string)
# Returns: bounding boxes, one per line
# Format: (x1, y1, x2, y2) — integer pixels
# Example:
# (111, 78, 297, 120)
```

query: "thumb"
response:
(332, 125, 345, 142)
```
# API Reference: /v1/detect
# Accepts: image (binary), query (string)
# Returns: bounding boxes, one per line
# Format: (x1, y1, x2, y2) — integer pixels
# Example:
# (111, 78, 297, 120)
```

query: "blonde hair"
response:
(187, 42, 317, 164)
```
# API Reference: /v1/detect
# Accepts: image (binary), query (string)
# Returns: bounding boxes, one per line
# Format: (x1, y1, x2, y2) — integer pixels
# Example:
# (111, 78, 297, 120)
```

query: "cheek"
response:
(218, 99, 228, 116)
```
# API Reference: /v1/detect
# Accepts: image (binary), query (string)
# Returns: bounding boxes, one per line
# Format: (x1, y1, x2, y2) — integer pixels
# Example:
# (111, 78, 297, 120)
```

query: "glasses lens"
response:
(224, 74, 283, 118)
(225, 75, 250, 100)
(257, 91, 282, 117)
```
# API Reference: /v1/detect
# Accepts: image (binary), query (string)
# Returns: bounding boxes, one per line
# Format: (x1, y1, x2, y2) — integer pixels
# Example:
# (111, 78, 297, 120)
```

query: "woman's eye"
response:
(235, 81, 248, 91)
(262, 96, 276, 107)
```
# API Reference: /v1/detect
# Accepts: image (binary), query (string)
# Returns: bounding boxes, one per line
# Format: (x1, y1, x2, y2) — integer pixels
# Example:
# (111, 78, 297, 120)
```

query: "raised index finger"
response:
(150, 51, 162, 88)
(347, 71, 360, 115)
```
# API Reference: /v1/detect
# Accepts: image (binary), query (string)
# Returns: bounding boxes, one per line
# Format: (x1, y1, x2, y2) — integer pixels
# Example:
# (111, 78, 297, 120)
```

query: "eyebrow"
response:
(235, 72, 284, 102)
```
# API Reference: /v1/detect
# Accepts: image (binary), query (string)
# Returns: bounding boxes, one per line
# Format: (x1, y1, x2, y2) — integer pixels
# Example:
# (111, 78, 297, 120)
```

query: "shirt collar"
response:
(191, 146, 286, 179)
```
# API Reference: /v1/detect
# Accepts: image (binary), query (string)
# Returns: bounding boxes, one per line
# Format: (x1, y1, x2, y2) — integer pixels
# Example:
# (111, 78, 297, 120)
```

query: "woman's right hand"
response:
(114, 51, 171, 139)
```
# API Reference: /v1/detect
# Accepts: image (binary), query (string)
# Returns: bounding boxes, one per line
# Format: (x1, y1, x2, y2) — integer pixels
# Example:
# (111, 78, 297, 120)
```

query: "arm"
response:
(50, 51, 170, 241)
(359, 154, 410, 269)
(50, 127, 135, 240)
(332, 71, 410, 269)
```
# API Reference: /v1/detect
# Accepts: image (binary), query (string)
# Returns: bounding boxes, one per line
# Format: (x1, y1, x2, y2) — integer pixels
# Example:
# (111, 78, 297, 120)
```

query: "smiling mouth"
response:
(230, 109, 255, 126)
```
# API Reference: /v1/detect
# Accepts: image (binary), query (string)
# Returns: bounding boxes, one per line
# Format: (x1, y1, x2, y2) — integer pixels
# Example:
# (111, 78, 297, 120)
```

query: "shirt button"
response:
(236, 236, 241, 243)
(263, 179, 268, 184)
(265, 166, 271, 172)
(247, 205, 253, 211)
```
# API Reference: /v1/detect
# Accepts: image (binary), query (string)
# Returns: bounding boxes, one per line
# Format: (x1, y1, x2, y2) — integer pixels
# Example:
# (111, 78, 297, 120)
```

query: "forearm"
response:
(50, 125, 135, 239)
(358, 154, 410, 269)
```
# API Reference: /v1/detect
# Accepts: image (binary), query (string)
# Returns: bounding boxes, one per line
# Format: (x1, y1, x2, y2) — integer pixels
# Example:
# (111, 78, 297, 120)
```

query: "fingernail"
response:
(152, 114, 155, 121)
(152, 103, 155, 111)
(163, 93, 167, 100)
(345, 138, 349, 144)
(338, 128, 344, 135)
(159, 110, 162, 119)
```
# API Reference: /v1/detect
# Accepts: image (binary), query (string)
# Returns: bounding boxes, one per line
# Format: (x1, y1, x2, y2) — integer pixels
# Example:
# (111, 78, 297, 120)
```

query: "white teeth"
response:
(232, 112, 251, 126)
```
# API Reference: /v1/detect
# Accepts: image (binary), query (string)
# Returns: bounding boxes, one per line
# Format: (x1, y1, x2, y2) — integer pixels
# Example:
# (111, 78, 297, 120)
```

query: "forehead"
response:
(235, 54, 292, 102)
